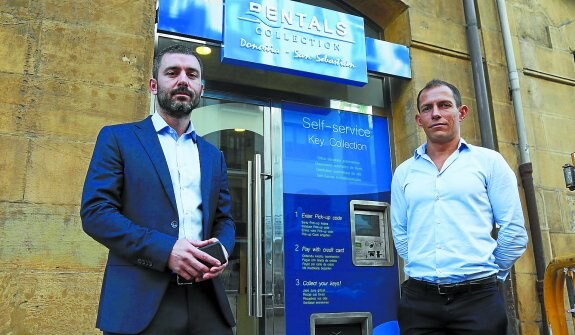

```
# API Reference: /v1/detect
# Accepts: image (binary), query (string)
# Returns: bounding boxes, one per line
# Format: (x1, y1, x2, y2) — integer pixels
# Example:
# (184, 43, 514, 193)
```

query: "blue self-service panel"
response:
(282, 102, 399, 335)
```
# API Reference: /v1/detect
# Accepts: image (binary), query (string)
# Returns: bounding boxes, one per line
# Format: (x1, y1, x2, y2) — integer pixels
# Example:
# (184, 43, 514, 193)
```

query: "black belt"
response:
(406, 274, 498, 295)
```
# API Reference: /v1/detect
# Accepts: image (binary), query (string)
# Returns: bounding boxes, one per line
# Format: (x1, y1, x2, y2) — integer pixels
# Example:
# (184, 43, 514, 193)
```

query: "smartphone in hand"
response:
(198, 241, 227, 265)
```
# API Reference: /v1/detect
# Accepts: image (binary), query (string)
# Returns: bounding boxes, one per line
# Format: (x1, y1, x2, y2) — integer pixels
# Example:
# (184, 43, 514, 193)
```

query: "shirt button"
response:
(171, 221, 178, 228)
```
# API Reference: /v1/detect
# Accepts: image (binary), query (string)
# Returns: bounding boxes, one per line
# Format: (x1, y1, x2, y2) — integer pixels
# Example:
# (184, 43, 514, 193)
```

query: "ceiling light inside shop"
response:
(196, 46, 212, 55)
(234, 128, 246, 132)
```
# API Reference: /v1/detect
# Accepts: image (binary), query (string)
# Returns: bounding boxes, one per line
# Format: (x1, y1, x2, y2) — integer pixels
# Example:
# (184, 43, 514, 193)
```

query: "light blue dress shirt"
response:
(152, 113, 202, 242)
(390, 138, 528, 283)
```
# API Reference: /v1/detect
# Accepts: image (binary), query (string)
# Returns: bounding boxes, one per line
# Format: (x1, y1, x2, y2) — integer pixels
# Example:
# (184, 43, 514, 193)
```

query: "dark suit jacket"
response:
(80, 116, 236, 334)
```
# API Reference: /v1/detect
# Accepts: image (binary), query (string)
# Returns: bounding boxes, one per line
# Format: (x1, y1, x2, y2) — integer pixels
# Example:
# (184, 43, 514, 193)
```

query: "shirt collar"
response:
(151, 112, 197, 142)
(413, 137, 469, 159)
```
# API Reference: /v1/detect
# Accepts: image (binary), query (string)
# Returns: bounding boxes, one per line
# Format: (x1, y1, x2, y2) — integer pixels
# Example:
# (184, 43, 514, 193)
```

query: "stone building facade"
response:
(0, 0, 573, 334)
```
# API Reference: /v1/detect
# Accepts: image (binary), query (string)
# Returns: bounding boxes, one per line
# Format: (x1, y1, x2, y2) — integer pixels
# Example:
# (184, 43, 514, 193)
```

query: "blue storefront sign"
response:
(282, 102, 399, 335)
(157, 0, 224, 42)
(223, 0, 368, 86)
(366, 37, 411, 79)
(157, 0, 411, 82)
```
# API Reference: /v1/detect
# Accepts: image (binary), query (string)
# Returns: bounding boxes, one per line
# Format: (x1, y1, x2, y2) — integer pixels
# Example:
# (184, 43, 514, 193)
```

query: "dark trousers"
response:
(105, 280, 233, 335)
(398, 278, 507, 335)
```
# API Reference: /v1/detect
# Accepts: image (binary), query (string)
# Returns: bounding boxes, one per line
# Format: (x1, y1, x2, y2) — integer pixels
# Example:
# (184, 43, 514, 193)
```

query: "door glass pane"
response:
(192, 97, 265, 335)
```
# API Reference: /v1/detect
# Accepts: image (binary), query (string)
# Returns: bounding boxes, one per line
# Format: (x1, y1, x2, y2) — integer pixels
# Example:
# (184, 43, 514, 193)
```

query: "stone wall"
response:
(0, 0, 155, 333)
(382, 1, 575, 334)
(507, 1, 575, 333)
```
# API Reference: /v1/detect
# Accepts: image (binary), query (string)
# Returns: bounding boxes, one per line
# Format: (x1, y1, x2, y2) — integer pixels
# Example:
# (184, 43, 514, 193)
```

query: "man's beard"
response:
(157, 86, 201, 118)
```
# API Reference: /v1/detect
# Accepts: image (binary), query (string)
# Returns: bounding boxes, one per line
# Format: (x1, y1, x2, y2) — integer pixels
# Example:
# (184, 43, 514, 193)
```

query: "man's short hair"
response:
(152, 44, 203, 80)
(416, 79, 462, 112)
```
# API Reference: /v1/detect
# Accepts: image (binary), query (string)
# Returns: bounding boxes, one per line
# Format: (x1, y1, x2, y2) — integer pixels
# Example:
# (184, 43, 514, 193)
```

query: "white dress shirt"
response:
(391, 138, 527, 283)
(152, 112, 202, 241)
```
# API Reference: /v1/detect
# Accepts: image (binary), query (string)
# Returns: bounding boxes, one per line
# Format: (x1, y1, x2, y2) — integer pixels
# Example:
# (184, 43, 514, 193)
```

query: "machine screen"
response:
(354, 213, 381, 237)
(350, 203, 394, 267)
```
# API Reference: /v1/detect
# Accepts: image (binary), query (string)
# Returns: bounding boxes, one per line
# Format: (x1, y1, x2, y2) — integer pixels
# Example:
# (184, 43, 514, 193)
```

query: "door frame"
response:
(199, 90, 286, 335)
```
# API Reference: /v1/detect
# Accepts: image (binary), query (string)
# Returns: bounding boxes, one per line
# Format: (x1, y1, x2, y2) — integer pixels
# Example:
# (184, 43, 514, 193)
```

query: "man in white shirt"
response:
(391, 79, 528, 335)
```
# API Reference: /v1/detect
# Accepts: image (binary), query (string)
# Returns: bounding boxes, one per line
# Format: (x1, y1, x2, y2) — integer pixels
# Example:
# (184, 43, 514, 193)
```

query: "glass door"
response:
(191, 93, 274, 335)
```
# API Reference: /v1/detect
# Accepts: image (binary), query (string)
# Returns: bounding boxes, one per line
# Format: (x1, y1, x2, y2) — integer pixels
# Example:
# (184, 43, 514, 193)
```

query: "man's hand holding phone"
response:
(194, 239, 228, 281)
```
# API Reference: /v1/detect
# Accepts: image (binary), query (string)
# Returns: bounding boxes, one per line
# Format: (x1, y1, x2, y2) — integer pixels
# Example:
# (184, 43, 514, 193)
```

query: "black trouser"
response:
(397, 276, 507, 335)
(105, 280, 233, 335)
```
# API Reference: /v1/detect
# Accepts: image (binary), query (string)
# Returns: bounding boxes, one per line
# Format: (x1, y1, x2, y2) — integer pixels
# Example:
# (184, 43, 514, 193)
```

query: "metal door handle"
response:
(247, 154, 264, 317)
(247, 160, 254, 316)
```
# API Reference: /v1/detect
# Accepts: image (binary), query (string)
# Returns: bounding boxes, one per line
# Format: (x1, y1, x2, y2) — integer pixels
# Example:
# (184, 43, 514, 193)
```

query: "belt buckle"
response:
(177, 275, 194, 286)
(437, 283, 456, 295)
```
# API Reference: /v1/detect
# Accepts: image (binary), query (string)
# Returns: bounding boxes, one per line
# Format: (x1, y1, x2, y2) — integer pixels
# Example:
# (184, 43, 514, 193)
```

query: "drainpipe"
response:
(462, 0, 495, 150)
(496, 0, 549, 333)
